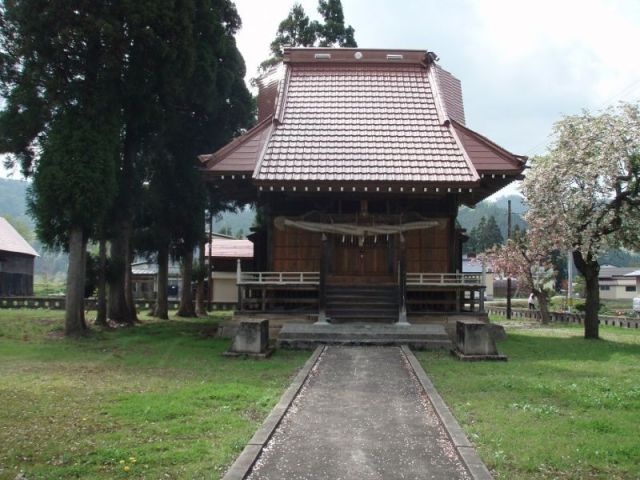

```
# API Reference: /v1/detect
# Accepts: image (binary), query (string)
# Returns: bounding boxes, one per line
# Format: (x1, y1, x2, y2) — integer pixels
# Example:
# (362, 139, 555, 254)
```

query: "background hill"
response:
(457, 194, 527, 238)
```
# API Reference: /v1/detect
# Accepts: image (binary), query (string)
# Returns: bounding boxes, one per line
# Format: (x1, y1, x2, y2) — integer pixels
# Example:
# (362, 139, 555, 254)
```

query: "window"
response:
(626, 286, 636, 292)
(600, 285, 610, 291)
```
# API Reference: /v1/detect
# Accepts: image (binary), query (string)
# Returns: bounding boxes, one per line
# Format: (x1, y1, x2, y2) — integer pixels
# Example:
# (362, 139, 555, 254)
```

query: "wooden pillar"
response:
(316, 233, 329, 324)
(470, 289, 475, 312)
(479, 287, 485, 313)
(207, 208, 214, 311)
(397, 233, 409, 325)
(236, 259, 243, 312)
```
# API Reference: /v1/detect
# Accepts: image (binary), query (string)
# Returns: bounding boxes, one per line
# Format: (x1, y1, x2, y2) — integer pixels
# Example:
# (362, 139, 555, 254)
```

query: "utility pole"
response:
(506, 199, 512, 319)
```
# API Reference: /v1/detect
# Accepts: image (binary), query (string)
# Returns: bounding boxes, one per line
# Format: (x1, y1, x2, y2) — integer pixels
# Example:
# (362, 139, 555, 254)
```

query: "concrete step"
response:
(326, 290, 397, 297)
(277, 323, 452, 350)
(327, 313, 398, 321)
(327, 300, 398, 310)
(328, 305, 399, 314)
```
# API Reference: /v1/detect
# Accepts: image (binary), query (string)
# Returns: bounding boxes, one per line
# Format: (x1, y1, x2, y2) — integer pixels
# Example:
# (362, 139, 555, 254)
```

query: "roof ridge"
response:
(428, 65, 480, 182)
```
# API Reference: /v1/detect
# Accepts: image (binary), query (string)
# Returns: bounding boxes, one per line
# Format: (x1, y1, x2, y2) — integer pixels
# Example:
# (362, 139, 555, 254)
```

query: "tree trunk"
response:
(108, 220, 136, 323)
(95, 237, 108, 327)
(536, 289, 551, 324)
(177, 248, 196, 317)
(195, 237, 206, 316)
(124, 240, 137, 322)
(65, 226, 87, 336)
(154, 245, 169, 319)
(572, 250, 600, 339)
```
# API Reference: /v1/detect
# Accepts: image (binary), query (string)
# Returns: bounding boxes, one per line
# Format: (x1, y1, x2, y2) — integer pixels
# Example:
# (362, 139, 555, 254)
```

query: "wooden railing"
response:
(238, 272, 320, 285)
(407, 273, 483, 286)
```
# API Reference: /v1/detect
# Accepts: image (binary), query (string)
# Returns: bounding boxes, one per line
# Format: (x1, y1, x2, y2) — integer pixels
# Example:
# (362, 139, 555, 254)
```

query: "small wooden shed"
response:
(0, 217, 38, 296)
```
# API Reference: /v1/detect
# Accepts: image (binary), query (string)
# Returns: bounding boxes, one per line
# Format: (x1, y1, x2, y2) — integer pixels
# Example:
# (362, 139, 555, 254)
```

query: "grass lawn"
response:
(416, 320, 640, 479)
(0, 309, 309, 479)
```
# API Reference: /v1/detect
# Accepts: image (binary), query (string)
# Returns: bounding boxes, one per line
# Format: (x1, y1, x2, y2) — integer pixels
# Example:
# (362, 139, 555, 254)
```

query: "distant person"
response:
(528, 292, 535, 310)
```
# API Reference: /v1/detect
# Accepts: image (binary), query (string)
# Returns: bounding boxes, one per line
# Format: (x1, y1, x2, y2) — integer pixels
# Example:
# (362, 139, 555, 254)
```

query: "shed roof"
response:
(0, 217, 38, 257)
(600, 266, 638, 279)
(205, 238, 253, 259)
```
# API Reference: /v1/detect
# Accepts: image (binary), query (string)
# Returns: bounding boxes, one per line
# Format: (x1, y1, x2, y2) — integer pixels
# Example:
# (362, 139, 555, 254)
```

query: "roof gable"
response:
(0, 217, 38, 257)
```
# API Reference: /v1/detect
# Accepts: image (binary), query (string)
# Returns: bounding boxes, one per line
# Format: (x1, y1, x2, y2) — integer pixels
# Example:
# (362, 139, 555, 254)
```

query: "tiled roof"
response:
(0, 217, 38, 257)
(434, 65, 466, 125)
(452, 120, 525, 173)
(205, 238, 253, 259)
(201, 48, 524, 190)
(253, 61, 480, 184)
(200, 117, 273, 174)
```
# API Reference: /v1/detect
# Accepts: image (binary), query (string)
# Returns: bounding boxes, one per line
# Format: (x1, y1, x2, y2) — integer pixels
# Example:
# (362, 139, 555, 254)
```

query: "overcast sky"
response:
(3, 0, 640, 197)
(232, 0, 640, 197)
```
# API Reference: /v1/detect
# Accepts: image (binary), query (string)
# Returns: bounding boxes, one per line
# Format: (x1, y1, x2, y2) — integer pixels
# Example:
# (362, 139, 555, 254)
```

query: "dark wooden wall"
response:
(0, 251, 34, 296)
(262, 192, 458, 274)
(405, 219, 450, 273)
(272, 227, 321, 272)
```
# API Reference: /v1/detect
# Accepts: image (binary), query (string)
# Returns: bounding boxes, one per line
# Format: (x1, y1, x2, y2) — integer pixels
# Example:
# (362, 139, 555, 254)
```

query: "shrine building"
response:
(200, 47, 525, 326)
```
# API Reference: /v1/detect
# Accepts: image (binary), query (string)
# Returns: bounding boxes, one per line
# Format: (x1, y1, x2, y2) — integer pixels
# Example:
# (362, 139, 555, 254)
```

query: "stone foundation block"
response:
(224, 318, 272, 358)
(454, 320, 507, 361)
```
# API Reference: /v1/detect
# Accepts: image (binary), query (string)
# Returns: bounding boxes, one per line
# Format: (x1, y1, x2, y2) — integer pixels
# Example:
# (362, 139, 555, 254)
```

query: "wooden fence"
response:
(487, 306, 640, 329)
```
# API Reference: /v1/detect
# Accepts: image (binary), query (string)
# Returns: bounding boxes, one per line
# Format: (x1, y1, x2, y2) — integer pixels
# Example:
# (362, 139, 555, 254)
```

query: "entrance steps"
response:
(326, 285, 398, 323)
(277, 323, 452, 350)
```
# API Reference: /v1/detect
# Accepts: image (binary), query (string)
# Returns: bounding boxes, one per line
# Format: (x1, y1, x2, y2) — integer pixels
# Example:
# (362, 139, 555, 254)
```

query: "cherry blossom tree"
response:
(486, 220, 558, 324)
(523, 103, 640, 339)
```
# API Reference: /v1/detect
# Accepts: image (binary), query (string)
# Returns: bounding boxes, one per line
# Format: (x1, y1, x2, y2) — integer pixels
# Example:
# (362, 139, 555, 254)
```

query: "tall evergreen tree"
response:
(0, 1, 121, 335)
(0, 0, 253, 329)
(260, 0, 357, 70)
(314, 0, 356, 47)
(261, 3, 316, 70)
(482, 215, 504, 250)
(143, 0, 253, 317)
(464, 215, 504, 254)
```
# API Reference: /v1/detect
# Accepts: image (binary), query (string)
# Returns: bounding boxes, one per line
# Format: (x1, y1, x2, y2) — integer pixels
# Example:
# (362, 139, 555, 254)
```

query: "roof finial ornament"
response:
(426, 51, 439, 63)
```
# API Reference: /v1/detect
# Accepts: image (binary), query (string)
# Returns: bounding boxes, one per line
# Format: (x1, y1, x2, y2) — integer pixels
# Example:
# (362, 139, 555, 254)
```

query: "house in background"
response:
(205, 238, 254, 303)
(131, 236, 254, 303)
(0, 217, 38, 296)
(598, 265, 638, 300)
(462, 254, 494, 299)
(624, 269, 640, 299)
(131, 260, 182, 300)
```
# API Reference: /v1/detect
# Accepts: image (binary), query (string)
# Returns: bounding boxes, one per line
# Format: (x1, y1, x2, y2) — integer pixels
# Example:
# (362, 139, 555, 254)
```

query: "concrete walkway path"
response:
(235, 346, 490, 480)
